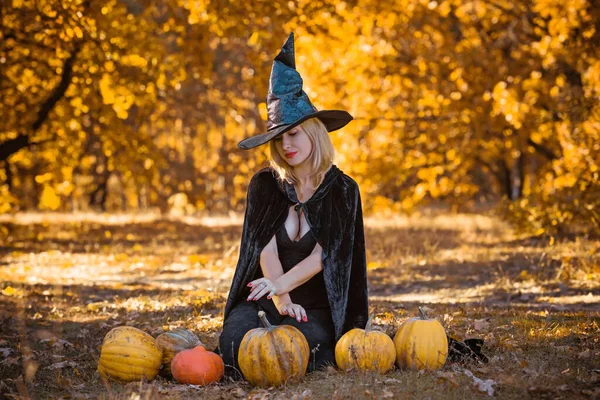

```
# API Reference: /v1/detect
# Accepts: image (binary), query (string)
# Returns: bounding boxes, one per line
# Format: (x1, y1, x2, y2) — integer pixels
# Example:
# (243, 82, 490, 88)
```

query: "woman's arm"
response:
(273, 242, 323, 295)
(248, 238, 322, 323)
(258, 234, 283, 282)
(255, 235, 293, 306)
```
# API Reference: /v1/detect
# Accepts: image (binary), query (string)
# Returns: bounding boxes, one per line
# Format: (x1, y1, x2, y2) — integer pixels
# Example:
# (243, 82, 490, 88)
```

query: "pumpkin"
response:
(171, 345, 224, 385)
(393, 307, 448, 371)
(238, 311, 310, 387)
(98, 326, 162, 382)
(156, 328, 202, 377)
(335, 315, 396, 373)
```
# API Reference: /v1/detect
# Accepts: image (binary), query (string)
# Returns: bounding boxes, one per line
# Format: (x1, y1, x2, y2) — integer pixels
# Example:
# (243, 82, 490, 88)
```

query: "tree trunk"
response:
(0, 42, 82, 162)
(497, 158, 513, 199)
(515, 150, 526, 199)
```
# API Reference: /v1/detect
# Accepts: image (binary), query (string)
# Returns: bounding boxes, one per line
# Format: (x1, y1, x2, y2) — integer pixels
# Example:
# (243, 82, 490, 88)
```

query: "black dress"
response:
(218, 224, 336, 379)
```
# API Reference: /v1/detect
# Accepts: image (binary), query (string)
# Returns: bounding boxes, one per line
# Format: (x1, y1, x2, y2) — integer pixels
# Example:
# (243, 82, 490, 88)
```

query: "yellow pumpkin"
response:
(238, 311, 310, 387)
(335, 315, 396, 373)
(98, 326, 162, 382)
(156, 328, 202, 378)
(393, 307, 448, 371)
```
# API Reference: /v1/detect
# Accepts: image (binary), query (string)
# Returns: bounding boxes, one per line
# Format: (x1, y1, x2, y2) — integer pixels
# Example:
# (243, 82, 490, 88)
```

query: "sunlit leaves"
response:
(0, 0, 598, 232)
(39, 186, 61, 210)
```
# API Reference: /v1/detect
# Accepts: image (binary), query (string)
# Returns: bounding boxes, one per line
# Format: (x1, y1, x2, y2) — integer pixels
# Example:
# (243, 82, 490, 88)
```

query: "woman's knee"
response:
(219, 303, 258, 355)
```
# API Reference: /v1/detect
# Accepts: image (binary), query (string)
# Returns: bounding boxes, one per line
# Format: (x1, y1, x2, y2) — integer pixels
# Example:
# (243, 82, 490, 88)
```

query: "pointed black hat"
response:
(238, 32, 353, 150)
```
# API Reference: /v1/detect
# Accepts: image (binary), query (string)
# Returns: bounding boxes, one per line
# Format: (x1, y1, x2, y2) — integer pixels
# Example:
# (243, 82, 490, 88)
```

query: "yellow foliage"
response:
(39, 186, 61, 210)
(0, 0, 598, 231)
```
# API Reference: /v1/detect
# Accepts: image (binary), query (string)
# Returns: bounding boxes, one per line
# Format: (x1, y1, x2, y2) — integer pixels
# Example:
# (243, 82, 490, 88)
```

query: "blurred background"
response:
(1, 0, 598, 235)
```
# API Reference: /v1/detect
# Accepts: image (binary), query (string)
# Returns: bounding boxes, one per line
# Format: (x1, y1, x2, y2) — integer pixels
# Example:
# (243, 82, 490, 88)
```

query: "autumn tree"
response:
(1, 0, 598, 234)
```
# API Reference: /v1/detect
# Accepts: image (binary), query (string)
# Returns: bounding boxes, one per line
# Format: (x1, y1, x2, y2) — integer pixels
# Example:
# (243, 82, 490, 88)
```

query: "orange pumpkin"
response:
(238, 311, 310, 387)
(171, 346, 224, 385)
(156, 329, 202, 378)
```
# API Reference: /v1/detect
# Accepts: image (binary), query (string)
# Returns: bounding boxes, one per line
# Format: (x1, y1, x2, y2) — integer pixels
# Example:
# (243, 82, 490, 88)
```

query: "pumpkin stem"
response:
(365, 313, 374, 333)
(257, 311, 273, 330)
(418, 306, 428, 320)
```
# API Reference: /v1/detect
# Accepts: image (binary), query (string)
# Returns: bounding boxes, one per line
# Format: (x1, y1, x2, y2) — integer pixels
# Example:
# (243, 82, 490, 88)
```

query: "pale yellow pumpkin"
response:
(156, 328, 202, 378)
(393, 307, 448, 371)
(335, 315, 396, 373)
(98, 326, 162, 382)
(238, 311, 310, 387)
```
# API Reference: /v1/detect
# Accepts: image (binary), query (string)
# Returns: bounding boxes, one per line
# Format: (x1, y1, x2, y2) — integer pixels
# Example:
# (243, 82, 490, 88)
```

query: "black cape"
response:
(223, 165, 368, 340)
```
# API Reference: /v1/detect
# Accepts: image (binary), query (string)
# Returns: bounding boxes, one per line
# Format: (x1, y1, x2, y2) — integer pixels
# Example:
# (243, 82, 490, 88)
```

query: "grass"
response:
(0, 211, 598, 399)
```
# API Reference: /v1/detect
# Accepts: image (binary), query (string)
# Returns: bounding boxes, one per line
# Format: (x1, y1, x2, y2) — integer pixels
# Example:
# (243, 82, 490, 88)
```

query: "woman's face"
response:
(274, 125, 313, 167)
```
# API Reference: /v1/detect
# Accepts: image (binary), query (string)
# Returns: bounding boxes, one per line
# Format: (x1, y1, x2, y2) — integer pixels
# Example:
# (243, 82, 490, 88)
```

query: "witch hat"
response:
(238, 32, 353, 150)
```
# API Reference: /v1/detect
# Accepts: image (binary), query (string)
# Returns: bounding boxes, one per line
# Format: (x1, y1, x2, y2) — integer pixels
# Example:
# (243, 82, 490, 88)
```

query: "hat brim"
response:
(237, 110, 353, 150)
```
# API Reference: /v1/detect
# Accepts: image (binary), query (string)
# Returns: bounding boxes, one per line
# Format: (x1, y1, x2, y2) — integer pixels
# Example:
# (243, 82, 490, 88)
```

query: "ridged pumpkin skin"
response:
(98, 326, 162, 382)
(393, 308, 448, 371)
(156, 329, 202, 377)
(238, 311, 310, 387)
(171, 346, 224, 385)
(335, 316, 396, 373)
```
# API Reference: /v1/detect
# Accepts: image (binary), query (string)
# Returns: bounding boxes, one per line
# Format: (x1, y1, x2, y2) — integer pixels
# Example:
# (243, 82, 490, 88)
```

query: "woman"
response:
(217, 32, 368, 379)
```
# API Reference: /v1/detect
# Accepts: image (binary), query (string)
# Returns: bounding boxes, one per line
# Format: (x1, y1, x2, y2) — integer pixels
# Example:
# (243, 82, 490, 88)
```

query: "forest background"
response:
(1, 0, 599, 235)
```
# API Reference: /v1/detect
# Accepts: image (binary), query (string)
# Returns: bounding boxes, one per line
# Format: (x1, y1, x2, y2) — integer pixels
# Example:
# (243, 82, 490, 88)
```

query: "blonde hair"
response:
(269, 117, 334, 195)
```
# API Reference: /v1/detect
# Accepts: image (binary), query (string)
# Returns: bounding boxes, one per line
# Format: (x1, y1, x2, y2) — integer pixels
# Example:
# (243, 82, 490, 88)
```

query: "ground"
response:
(0, 211, 598, 399)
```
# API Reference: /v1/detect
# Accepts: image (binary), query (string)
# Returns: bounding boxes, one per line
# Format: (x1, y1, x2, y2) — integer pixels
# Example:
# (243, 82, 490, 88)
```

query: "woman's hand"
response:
(273, 293, 308, 322)
(247, 278, 279, 301)
(278, 301, 308, 322)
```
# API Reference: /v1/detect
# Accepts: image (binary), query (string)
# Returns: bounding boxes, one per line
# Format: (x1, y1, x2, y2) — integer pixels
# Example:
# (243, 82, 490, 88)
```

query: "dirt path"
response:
(0, 213, 598, 399)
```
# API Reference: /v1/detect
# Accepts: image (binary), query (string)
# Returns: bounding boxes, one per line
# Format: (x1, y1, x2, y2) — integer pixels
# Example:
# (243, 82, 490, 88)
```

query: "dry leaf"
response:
(46, 361, 77, 370)
(474, 319, 490, 331)
(578, 349, 590, 359)
(437, 371, 459, 387)
(0, 356, 20, 366)
(0, 348, 12, 357)
(464, 369, 496, 396)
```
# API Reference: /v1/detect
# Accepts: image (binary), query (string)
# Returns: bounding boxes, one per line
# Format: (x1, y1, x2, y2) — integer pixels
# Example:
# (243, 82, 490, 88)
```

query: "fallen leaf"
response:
(474, 319, 490, 331)
(2, 286, 24, 297)
(437, 371, 459, 387)
(0, 348, 12, 357)
(46, 361, 77, 370)
(464, 368, 496, 396)
(0, 357, 20, 366)
(578, 349, 590, 359)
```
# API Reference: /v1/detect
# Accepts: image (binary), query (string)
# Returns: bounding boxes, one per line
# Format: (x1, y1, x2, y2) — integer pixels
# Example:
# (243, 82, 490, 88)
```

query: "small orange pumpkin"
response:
(171, 345, 224, 385)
